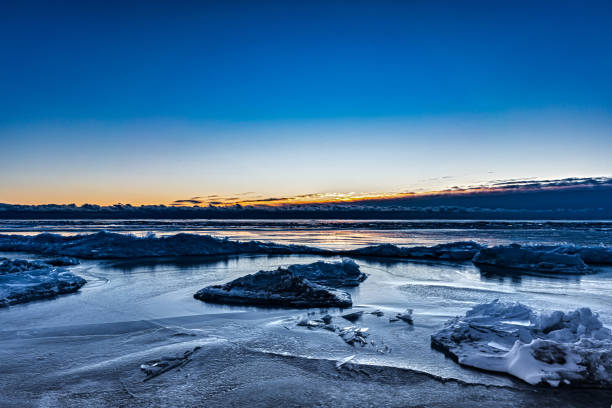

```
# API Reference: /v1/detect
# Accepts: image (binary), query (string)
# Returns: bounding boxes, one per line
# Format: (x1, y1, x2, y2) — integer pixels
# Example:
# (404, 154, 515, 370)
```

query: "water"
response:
(0, 219, 611, 396)
(1, 219, 611, 249)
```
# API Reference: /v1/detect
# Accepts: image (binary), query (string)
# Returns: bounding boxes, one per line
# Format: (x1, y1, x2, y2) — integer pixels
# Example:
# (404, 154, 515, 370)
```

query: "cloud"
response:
(172, 198, 203, 205)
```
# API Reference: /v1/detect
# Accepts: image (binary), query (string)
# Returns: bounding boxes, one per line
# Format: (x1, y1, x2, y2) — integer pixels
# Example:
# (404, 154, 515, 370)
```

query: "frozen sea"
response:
(0, 219, 611, 407)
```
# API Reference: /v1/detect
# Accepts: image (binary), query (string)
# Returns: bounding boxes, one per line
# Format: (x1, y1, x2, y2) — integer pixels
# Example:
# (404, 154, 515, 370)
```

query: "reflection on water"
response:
(1, 219, 611, 250)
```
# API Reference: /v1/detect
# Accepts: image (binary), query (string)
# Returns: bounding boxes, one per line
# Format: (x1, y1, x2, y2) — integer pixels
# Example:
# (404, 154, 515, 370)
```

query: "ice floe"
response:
(194, 268, 352, 308)
(0, 257, 86, 306)
(472, 244, 591, 274)
(345, 241, 483, 261)
(0, 231, 330, 259)
(431, 300, 612, 387)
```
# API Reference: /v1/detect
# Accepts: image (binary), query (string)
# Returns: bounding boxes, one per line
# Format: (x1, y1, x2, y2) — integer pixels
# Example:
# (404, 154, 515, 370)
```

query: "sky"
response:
(1, 1, 611, 205)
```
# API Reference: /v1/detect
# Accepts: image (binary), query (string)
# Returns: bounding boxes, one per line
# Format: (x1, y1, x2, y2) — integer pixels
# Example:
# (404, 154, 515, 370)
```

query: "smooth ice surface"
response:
(0, 257, 86, 306)
(431, 300, 612, 387)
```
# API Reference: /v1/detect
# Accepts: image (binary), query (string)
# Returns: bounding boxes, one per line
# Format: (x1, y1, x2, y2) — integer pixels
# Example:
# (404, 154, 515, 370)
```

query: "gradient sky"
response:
(1, 1, 611, 205)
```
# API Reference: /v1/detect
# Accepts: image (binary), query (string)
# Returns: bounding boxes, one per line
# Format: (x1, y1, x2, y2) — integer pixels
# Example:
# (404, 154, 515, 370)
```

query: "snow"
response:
(0, 257, 86, 306)
(287, 259, 367, 287)
(194, 267, 352, 308)
(431, 300, 612, 387)
(472, 244, 591, 274)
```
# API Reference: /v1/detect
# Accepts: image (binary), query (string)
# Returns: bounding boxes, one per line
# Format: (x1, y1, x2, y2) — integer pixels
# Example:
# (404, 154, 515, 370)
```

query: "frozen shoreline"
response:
(0, 232, 610, 272)
(1, 312, 611, 408)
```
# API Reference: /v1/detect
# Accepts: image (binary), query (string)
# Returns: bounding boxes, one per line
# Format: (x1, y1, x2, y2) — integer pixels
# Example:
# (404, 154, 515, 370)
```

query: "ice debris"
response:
(194, 268, 352, 308)
(141, 346, 201, 382)
(339, 326, 370, 346)
(472, 244, 591, 274)
(431, 300, 612, 387)
(395, 309, 413, 324)
(0, 257, 86, 306)
(294, 311, 391, 352)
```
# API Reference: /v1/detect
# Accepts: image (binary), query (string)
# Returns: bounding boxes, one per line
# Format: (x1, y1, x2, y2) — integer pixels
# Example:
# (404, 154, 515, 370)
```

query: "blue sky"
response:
(1, 1, 611, 204)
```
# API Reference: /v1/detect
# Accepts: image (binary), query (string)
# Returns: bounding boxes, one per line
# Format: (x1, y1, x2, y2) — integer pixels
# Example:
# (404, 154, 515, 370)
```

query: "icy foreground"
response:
(0, 258, 86, 306)
(194, 267, 352, 308)
(431, 300, 612, 387)
(473, 244, 591, 274)
(286, 260, 367, 287)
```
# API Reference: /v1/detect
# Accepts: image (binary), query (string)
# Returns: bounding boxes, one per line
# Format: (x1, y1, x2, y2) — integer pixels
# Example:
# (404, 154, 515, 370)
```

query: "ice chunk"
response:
(472, 244, 591, 274)
(396, 309, 413, 324)
(287, 259, 366, 287)
(341, 311, 364, 322)
(338, 326, 370, 346)
(0, 257, 86, 306)
(431, 300, 612, 387)
(194, 268, 352, 308)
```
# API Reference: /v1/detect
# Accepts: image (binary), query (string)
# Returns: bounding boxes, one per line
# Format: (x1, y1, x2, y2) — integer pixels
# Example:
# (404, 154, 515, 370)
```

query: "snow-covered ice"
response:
(0, 257, 86, 306)
(472, 244, 591, 274)
(286, 259, 366, 287)
(194, 267, 352, 308)
(431, 300, 612, 387)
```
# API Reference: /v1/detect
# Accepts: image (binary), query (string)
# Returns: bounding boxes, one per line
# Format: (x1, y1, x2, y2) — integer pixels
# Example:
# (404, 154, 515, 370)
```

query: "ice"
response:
(140, 346, 201, 382)
(44, 256, 80, 266)
(286, 259, 366, 287)
(431, 300, 612, 387)
(396, 309, 414, 324)
(341, 311, 364, 322)
(194, 268, 352, 308)
(0, 257, 86, 306)
(536, 245, 612, 265)
(472, 244, 591, 274)
(0, 231, 330, 259)
(345, 241, 483, 261)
